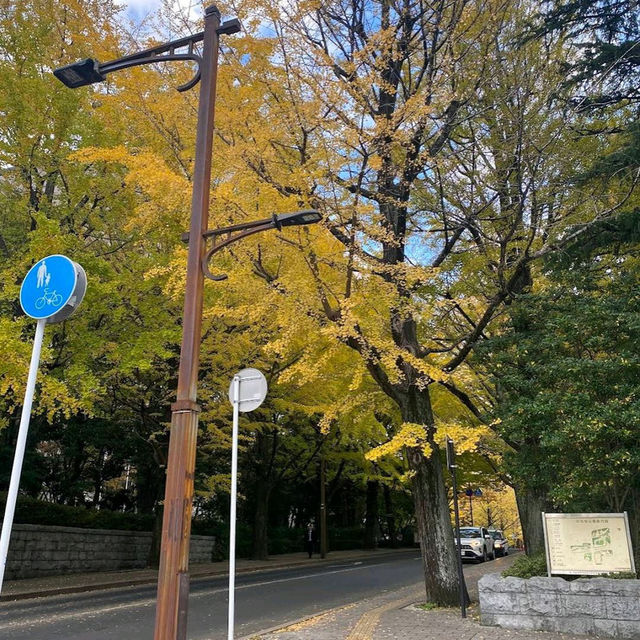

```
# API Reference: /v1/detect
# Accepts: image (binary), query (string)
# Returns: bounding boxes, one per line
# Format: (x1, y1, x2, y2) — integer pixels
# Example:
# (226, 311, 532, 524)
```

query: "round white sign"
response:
(228, 368, 268, 413)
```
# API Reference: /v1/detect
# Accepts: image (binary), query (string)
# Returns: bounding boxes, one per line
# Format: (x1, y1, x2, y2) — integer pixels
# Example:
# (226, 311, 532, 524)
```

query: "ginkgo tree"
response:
(0, 0, 191, 527)
(207, 0, 635, 603)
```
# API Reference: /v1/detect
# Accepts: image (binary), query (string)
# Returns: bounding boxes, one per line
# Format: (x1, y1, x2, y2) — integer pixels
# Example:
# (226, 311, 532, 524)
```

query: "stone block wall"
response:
(189, 534, 217, 564)
(479, 573, 640, 639)
(6, 524, 215, 580)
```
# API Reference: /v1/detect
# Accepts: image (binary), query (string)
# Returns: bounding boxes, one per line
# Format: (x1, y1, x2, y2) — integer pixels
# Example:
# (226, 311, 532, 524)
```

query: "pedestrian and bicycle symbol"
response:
(20, 255, 87, 323)
(34, 260, 64, 311)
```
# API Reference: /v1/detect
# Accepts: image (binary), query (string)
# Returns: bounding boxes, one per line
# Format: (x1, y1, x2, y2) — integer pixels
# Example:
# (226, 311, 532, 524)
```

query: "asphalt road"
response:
(0, 549, 508, 640)
(0, 550, 423, 640)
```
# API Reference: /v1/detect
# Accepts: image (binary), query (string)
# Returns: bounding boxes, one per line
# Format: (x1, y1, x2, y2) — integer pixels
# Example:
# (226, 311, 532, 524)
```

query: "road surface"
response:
(0, 549, 495, 640)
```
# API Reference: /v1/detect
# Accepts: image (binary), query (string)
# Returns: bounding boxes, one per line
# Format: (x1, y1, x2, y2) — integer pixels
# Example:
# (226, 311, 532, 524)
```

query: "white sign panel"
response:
(227, 368, 267, 413)
(542, 512, 635, 576)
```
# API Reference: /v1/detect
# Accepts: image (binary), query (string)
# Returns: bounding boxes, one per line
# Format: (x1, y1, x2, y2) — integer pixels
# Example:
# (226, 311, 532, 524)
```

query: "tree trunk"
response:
(364, 480, 379, 549)
(515, 485, 551, 556)
(92, 448, 105, 507)
(383, 484, 398, 548)
(402, 388, 468, 606)
(252, 481, 271, 560)
(147, 504, 163, 568)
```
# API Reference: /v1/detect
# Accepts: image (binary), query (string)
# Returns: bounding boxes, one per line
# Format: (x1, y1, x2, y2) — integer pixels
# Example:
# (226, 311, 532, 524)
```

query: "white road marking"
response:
(0, 598, 156, 630)
(194, 561, 377, 597)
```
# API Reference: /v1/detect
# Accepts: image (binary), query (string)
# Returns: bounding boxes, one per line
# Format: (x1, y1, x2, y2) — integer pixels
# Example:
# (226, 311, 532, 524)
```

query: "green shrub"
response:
(267, 527, 305, 555)
(329, 526, 364, 550)
(502, 552, 548, 579)
(3, 495, 154, 531)
(192, 520, 252, 559)
(501, 552, 638, 581)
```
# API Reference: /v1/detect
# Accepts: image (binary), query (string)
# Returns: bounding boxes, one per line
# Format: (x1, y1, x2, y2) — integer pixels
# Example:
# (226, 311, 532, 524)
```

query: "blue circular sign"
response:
(20, 255, 78, 320)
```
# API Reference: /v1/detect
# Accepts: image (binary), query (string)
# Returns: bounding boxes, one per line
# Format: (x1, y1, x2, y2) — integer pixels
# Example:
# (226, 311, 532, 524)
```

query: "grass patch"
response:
(501, 552, 547, 579)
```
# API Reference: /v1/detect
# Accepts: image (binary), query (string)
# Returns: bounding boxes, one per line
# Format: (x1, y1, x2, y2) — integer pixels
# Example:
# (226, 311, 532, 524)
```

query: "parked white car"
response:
(488, 529, 509, 557)
(454, 526, 494, 562)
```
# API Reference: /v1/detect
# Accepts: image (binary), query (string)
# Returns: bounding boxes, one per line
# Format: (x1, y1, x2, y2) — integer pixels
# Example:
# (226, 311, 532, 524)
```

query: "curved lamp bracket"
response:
(53, 20, 240, 93)
(196, 211, 320, 282)
(101, 53, 203, 92)
(201, 223, 275, 282)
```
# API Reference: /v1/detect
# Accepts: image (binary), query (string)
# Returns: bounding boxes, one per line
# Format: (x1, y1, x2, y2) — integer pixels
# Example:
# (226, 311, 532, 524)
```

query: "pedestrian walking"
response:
(305, 523, 317, 558)
(36, 260, 47, 288)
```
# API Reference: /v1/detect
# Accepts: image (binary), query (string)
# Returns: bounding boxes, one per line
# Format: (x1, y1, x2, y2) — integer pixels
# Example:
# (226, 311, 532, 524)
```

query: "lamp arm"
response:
(99, 53, 204, 93)
(202, 222, 275, 281)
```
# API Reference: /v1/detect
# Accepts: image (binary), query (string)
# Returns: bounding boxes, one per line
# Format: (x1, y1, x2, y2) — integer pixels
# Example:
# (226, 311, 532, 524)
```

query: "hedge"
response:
(3, 496, 372, 558)
(2, 495, 154, 531)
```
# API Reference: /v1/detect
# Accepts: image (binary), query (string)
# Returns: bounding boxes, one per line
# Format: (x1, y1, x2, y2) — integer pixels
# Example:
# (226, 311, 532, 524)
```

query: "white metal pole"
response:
(0, 318, 46, 593)
(227, 375, 240, 640)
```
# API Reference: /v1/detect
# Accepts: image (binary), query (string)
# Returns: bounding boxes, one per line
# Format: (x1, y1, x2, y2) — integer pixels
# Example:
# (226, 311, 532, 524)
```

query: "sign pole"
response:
(225, 368, 268, 639)
(228, 375, 240, 640)
(447, 438, 467, 619)
(0, 319, 46, 593)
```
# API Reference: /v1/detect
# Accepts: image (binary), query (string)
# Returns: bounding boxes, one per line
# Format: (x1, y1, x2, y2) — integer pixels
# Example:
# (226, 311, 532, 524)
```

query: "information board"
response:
(542, 512, 635, 576)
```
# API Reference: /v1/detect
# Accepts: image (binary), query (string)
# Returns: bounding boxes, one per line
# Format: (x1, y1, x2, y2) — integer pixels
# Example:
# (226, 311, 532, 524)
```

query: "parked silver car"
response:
(454, 526, 494, 562)
(488, 529, 509, 557)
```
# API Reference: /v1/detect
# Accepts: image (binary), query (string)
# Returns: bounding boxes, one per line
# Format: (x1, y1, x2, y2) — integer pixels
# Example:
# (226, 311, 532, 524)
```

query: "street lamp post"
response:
(56, 8, 237, 639)
(54, 9, 320, 638)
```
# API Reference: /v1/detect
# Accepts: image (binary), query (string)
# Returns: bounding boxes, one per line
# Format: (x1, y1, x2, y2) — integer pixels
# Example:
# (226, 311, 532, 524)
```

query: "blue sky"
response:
(123, 0, 162, 23)
(123, 0, 201, 23)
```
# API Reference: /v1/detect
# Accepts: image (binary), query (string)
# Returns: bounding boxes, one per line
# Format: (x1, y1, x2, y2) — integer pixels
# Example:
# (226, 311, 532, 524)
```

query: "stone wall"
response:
(189, 534, 217, 564)
(6, 524, 215, 580)
(479, 573, 640, 639)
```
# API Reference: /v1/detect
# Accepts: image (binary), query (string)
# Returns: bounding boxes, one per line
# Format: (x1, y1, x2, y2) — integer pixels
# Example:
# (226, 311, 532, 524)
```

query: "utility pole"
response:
(320, 455, 327, 559)
(447, 438, 467, 619)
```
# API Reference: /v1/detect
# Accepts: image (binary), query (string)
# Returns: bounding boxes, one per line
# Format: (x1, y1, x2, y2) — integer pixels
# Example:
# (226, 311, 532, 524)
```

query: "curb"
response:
(1, 548, 415, 602)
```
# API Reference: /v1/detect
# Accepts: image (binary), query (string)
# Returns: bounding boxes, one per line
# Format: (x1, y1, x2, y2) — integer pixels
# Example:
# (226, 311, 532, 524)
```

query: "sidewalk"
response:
(0, 547, 413, 601)
(246, 554, 591, 640)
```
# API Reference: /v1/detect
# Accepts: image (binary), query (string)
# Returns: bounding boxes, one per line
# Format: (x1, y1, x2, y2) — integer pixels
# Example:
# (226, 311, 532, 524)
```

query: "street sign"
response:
(474, 489, 483, 497)
(227, 368, 268, 640)
(20, 255, 86, 323)
(227, 368, 267, 412)
(1, 256, 86, 594)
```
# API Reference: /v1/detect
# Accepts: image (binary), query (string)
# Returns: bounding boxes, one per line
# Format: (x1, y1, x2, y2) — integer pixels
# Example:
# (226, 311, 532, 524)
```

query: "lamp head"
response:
(273, 210, 322, 230)
(217, 18, 242, 35)
(54, 58, 105, 88)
